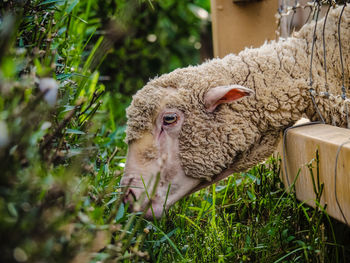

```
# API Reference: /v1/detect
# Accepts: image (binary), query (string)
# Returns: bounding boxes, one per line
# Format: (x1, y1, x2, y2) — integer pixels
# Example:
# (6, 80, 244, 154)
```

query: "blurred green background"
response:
(91, 0, 212, 123)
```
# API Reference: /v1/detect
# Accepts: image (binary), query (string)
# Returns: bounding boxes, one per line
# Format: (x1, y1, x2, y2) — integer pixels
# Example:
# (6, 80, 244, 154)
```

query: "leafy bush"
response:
(0, 0, 212, 261)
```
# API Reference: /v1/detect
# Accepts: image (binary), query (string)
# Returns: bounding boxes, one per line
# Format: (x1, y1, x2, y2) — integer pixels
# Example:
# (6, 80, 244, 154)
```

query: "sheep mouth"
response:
(123, 189, 165, 219)
(144, 205, 165, 219)
(123, 188, 137, 203)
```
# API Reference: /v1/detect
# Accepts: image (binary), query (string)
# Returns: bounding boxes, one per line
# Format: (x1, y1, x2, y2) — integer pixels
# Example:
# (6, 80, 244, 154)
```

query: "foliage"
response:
(0, 0, 127, 261)
(0, 0, 349, 263)
(0, 0, 210, 261)
(94, 0, 211, 123)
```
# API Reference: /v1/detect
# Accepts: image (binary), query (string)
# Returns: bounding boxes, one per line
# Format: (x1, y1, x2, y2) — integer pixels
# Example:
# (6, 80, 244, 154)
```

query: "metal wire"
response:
(305, 5, 314, 24)
(308, 1, 326, 123)
(309, 1, 320, 86)
(289, 0, 298, 34)
(334, 139, 350, 225)
(347, 103, 350, 129)
(322, 5, 331, 95)
(337, 4, 349, 128)
(284, 123, 350, 226)
(338, 4, 347, 98)
(282, 121, 322, 188)
(279, 0, 350, 226)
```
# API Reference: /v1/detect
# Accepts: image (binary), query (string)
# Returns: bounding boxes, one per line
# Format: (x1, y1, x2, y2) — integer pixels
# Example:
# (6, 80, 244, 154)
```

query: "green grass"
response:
(0, 0, 350, 262)
(139, 157, 349, 262)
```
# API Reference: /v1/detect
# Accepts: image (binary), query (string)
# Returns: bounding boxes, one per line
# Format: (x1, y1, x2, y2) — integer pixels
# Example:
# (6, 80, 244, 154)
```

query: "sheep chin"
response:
(189, 167, 237, 195)
(143, 204, 164, 220)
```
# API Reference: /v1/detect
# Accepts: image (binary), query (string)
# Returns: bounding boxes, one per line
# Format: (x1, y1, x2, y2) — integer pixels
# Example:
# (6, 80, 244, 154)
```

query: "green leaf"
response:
(66, 0, 80, 14)
(247, 190, 256, 201)
(215, 185, 227, 192)
(56, 73, 72, 80)
(115, 203, 125, 222)
(62, 105, 75, 112)
(38, 0, 65, 6)
(66, 129, 85, 135)
(158, 228, 178, 243)
(7, 203, 18, 218)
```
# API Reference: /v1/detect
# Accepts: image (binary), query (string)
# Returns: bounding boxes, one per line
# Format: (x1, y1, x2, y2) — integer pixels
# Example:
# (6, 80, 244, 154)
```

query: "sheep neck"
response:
(225, 34, 348, 132)
(217, 32, 349, 174)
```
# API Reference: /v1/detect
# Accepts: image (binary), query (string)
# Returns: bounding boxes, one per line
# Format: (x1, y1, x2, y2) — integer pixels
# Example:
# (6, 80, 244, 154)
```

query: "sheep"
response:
(121, 6, 350, 218)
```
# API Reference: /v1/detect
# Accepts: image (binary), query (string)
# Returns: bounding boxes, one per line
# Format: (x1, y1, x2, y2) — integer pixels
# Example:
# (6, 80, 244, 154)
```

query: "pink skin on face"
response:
(121, 109, 201, 219)
(121, 85, 254, 219)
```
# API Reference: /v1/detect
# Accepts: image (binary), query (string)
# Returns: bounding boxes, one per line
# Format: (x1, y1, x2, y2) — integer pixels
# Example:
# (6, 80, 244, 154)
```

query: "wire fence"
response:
(278, 0, 349, 127)
(278, 1, 350, 225)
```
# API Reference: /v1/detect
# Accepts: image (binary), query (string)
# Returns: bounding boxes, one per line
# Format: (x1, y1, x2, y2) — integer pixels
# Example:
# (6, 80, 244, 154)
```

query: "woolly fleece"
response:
(125, 6, 350, 181)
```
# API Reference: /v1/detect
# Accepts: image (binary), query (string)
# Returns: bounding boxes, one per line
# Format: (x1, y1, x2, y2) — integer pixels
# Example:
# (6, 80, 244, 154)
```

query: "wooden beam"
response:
(232, 0, 258, 3)
(278, 124, 350, 225)
(210, 0, 278, 58)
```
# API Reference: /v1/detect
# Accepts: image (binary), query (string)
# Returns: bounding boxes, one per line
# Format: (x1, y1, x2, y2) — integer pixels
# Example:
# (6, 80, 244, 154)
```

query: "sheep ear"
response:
(204, 85, 254, 112)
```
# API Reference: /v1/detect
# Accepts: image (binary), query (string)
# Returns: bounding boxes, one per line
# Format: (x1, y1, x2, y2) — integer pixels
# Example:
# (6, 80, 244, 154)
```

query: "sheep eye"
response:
(163, 113, 178, 125)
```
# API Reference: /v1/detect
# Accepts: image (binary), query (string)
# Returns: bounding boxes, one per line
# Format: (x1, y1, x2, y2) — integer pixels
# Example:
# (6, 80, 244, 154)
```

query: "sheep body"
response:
(126, 6, 350, 181)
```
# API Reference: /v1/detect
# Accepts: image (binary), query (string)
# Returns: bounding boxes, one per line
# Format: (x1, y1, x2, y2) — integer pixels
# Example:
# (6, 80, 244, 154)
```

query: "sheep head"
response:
(121, 66, 255, 218)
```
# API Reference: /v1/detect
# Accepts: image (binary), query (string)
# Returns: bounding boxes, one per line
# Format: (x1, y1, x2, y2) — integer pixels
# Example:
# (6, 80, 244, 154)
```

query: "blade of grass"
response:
(144, 220, 185, 261)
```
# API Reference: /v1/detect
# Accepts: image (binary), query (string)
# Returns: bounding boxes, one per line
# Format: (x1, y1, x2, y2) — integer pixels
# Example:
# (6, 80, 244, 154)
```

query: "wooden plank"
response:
(232, 0, 257, 2)
(278, 124, 350, 225)
(210, 0, 278, 58)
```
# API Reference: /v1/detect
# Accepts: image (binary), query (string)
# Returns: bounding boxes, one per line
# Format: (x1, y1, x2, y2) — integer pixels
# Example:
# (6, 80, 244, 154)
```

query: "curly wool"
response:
(126, 6, 350, 181)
